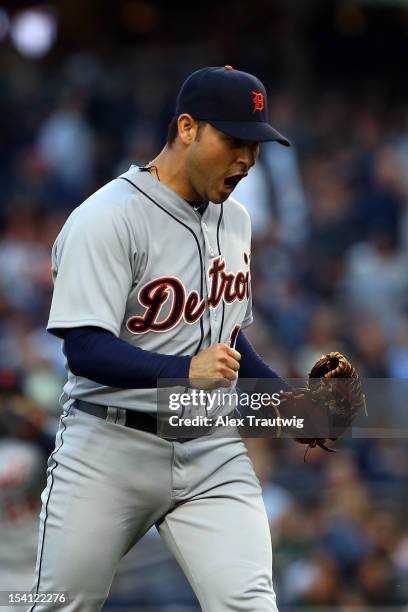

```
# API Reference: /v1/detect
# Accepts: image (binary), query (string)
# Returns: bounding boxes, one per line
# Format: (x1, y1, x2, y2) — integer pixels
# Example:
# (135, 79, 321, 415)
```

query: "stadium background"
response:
(0, 0, 407, 609)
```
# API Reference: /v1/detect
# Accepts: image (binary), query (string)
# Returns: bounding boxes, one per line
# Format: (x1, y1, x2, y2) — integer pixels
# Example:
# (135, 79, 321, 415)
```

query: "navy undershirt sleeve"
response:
(61, 326, 289, 392)
(63, 326, 191, 389)
(236, 331, 291, 391)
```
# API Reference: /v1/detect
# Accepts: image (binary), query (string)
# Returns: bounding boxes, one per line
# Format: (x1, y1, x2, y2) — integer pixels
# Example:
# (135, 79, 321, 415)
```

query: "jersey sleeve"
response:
(47, 203, 134, 338)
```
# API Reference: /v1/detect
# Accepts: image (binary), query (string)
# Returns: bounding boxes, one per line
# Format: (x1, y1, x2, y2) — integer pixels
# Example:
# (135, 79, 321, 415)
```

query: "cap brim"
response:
(209, 120, 290, 146)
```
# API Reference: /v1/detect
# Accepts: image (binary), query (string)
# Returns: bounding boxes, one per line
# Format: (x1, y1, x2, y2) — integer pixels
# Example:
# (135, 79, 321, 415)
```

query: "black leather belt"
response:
(74, 399, 194, 442)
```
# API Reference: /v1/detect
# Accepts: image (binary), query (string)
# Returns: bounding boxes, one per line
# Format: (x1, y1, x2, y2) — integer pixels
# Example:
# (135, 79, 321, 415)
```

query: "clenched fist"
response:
(189, 343, 241, 390)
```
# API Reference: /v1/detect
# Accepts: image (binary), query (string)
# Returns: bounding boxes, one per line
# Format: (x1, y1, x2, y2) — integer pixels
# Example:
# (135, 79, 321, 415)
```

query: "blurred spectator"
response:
(245, 439, 294, 530)
(357, 553, 401, 605)
(295, 553, 341, 606)
(348, 318, 389, 376)
(0, 380, 50, 606)
(294, 303, 343, 375)
(36, 89, 94, 206)
(342, 226, 408, 334)
(232, 160, 276, 239)
(0, 437, 45, 600)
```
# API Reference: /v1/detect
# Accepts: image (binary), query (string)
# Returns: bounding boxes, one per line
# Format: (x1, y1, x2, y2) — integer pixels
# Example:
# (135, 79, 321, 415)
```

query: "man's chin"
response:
(211, 188, 233, 204)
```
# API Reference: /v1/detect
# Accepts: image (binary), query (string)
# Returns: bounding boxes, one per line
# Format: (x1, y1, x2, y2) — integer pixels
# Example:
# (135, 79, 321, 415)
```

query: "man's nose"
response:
(237, 145, 258, 170)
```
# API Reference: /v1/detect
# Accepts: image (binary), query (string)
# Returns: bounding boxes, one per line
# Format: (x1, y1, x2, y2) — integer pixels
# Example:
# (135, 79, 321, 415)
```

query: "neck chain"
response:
(146, 163, 160, 182)
(144, 163, 207, 213)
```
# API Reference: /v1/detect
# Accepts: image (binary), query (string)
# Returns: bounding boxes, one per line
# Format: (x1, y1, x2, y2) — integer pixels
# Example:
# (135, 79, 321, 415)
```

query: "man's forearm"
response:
(64, 326, 191, 389)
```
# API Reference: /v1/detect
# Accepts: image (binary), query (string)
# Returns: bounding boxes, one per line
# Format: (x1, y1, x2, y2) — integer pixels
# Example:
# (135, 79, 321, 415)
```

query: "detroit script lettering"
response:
(127, 255, 250, 334)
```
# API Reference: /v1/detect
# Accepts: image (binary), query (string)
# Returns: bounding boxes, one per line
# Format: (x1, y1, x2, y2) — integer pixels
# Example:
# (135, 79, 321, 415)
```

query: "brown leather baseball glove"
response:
(279, 351, 366, 453)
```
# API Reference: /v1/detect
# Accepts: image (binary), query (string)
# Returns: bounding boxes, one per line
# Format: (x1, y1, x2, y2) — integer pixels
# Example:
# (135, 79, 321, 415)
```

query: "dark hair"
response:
(166, 116, 206, 146)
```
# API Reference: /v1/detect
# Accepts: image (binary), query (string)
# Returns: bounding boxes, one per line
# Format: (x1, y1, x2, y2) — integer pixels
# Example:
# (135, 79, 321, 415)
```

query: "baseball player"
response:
(30, 65, 293, 612)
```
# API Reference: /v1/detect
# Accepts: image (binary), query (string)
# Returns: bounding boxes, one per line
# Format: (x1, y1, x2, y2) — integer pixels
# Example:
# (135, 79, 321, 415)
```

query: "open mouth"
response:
(224, 173, 247, 189)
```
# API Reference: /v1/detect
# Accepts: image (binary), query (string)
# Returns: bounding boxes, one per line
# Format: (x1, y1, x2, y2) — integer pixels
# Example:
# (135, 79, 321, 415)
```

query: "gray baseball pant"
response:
(29, 403, 278, 611)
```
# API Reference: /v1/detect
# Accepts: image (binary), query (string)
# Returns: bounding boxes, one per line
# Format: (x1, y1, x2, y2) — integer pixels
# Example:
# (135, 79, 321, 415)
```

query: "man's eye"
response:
(226, 137, 240, 147)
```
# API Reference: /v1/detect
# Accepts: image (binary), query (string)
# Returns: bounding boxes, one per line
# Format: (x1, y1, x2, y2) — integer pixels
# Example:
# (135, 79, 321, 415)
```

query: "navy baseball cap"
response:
(175, 65, 290, 146)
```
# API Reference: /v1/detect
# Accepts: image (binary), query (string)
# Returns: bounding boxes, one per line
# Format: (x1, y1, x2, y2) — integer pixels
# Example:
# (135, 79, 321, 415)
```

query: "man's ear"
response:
(177, 114, 198, 145)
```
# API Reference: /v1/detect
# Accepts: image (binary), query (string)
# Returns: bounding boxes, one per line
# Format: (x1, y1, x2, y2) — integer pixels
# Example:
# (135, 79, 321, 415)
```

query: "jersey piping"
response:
(120, 176, 206, 356)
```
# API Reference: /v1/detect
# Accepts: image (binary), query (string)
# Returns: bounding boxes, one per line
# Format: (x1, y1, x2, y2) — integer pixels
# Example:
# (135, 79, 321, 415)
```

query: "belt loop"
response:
(106, 407, 118, 423)
(116, 408, 127, 426)
(106, 407, 127, 425)
(61, 396, 75, 415)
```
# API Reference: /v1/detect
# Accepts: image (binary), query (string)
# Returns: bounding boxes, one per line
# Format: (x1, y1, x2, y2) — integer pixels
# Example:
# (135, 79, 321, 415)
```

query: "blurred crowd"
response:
(0, 52, 407, 610)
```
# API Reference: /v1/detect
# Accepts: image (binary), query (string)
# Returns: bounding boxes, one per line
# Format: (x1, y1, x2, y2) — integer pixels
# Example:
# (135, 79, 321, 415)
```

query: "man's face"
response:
(185, 122, 260, 204)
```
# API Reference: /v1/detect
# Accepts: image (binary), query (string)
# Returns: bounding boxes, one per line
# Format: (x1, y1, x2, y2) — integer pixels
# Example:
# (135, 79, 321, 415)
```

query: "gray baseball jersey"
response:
(31, 166, 279, 612)
(47, 165, 252, 411)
